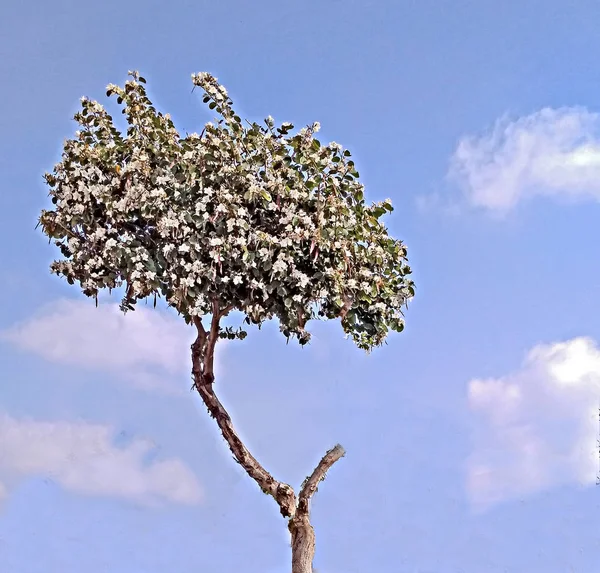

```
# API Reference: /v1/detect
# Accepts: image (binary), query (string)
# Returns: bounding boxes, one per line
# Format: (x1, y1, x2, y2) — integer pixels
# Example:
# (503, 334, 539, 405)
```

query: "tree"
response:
(38, 70, 415, 573)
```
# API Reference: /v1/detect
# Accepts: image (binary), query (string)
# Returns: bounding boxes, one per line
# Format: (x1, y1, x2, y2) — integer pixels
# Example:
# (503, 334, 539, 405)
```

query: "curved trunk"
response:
(189, 310, 344, 573)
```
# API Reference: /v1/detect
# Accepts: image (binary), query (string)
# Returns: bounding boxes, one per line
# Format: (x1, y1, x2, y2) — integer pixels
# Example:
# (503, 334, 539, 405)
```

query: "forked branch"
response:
(190, 305, 345, 532)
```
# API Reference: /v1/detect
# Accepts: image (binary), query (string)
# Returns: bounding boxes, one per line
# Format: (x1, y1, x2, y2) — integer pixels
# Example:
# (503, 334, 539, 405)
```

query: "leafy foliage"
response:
(39, 71, 414, 350)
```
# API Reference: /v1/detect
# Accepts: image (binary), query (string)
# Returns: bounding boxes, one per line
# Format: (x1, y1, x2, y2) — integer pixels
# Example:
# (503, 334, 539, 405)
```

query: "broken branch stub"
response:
(298, 444, 346, 515)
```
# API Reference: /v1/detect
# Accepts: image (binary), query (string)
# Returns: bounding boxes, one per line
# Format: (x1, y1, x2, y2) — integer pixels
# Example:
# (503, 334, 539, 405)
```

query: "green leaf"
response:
(139, 77, 147, 84)
(209, 102, 217, 110)
(144, 259, 157, 272)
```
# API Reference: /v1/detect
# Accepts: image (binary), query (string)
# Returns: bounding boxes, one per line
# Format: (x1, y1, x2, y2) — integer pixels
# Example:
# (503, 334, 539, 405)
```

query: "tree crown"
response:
(39, 71, 414, 350)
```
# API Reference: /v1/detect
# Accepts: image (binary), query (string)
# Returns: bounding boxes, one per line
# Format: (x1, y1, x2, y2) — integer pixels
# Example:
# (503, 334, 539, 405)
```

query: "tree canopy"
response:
(39, 71, 414, 351)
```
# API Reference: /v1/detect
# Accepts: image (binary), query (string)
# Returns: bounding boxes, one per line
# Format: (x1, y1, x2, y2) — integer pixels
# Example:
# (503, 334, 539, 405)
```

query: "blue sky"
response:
(2, 0, 600, 571)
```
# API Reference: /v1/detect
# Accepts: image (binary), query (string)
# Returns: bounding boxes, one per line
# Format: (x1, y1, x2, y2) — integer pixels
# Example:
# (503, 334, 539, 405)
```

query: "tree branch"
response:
(191, 306, 344, 524)
(219, 304, 234, 319)
(200, 299, 221, 384)
(192, 315, 207, 339)
(297, 444, 345, 515)
(191, 316, 297, 517)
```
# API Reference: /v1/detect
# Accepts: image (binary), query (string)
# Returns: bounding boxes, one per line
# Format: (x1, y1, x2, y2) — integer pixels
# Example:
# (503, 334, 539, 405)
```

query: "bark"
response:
(289, 513, 316, 573)
(189, 307, 345, 572)
(290, 444, 345, 573)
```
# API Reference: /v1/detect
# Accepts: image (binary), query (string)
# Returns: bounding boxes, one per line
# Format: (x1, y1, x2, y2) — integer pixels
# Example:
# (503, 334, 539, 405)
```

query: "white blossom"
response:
(39, 70, 414, 351)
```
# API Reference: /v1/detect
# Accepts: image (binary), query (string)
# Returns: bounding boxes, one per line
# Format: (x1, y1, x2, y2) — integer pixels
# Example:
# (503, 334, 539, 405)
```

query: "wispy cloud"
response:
(467, 337, 600, 511)
(447, 107, 600, 214)
(1, 299, 197, 394)
(0, 413, 202, 507)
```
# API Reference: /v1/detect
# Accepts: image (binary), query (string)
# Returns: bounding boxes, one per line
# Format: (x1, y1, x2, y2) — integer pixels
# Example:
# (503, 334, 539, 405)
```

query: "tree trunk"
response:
(189, 309, 345, 573)
(289, 513, 316, 573)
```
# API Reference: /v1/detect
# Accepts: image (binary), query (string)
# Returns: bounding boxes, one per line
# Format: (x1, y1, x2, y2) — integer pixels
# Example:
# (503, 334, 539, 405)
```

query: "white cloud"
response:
(0, 413, 202, 506)
(448, 107, 600, 213)
(467, 337, 600, 511)
(1, 299, 199, 394)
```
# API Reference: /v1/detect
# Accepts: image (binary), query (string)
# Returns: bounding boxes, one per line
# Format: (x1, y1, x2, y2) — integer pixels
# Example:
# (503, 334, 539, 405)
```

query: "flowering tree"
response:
(38, 71, 415, 573)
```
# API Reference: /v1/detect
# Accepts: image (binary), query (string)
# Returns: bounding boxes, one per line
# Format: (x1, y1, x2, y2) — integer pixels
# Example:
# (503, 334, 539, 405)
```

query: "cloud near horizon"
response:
(1, 299, 198, 394)
(448, 107, 600, 214)
(0, 413, 202, 507)
(467, 336, 600, 511)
